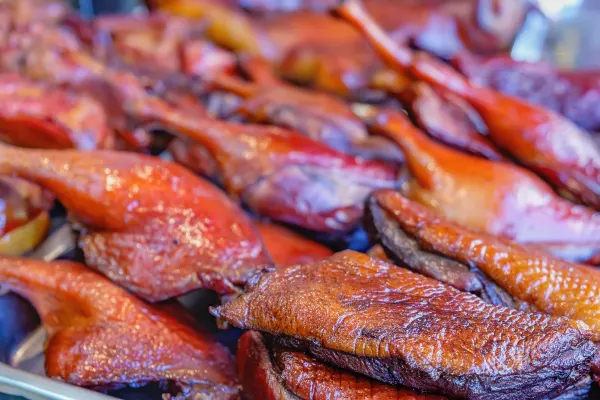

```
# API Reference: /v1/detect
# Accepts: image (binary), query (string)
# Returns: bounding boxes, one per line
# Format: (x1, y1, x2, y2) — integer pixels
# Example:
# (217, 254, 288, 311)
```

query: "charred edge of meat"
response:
(268, 335, 592, 400)
(365, 195, 532, 311)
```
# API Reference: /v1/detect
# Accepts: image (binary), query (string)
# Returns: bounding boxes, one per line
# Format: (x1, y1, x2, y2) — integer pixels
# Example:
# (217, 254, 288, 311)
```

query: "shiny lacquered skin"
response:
(0, 146, 272, 301)
(0, 257, 239, 399)
(0, 74, 113, 150)
(237, 331, 445, 400)
(212, 251, 595, 400)
(371, 190, 600, 342)
(336, 0, 600, 210)
(162, 118, 399, 233)
(19, 47, 399, 234)
(454, 52, 600, 133)
(357, 107, 600, 263)
(255, 221, 332, 266)
(373, 73, 504, 160)
(209, 69, 404, 162)
(0, 177, 51, 256)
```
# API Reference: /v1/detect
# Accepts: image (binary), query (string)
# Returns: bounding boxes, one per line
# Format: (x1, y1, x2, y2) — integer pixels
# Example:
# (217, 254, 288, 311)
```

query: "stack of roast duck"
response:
(2, 0, 600, 398)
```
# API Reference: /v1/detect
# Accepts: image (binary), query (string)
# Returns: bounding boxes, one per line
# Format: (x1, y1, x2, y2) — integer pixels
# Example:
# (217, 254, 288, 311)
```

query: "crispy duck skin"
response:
(208, 66, 404, 162)
(0, 74, 113, 150)
(356, 106, 600, 263)
(453, 52, 600, 133)
(212, 250, 595, 399)
(336, 0, 600, 210)
(19, 47, 399, 233)
(369, 190, 600, 341)
(238, 331, 445, 400)
(0, 145, 272, 300)
(255, 221, 332, 266)
(0, 257, 239, 398)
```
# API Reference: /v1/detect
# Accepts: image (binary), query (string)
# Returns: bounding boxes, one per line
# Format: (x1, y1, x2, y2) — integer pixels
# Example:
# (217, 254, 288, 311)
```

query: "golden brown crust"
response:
(212, 250, 595, 399)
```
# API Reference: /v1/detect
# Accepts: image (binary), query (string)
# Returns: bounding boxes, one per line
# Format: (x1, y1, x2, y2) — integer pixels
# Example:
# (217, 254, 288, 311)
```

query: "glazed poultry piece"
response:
(164, 118, 398, 234)
(207, 59, 404, 162)
(0, 146, 272, 301)
(212, 251, 595, 399)
(237, 330, 446, 400)
(371, 71, 504, 160)
(0, 74, 113, 150)
(336, 0, 600, 210)
(0, 257, 239, 399)
(149, 0, 529, 97)
(255, 221, 332, 266)
(68, 13, 237, 79)
(0, 177, 52, 256)
(368, 190, 600, 339)
(356, 106, 600, 263)
(368, 190, 600, 380)
(454, 52, 600, 133)
(17, 47, 399, 235)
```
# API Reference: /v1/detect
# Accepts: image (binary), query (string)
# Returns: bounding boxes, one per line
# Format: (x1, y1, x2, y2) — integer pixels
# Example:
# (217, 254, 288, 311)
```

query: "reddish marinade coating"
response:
(0, 257, 239, 398)
(0, 146, 272, 300)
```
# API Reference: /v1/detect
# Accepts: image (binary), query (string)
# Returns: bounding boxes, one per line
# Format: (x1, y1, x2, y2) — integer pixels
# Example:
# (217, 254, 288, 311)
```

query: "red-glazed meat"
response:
(0, 257, 239, 399)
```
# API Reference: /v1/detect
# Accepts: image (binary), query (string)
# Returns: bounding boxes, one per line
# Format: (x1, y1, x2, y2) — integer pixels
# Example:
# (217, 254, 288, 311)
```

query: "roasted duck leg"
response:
(371, 72, 504, 160)
(454, 52, 600, 133)
(21, 47, 398, 234)
(0, 257, 239, 399)
(356, 106, 600, 263)
(0, 74, 113, 150)
(161, 116, 399, 233)
(0, 145, 272, 301)
(336, 0, 600, 210)
(237, 330, 446, 400)
(208, 66, 404, 162)
(212, 251, 595, 399)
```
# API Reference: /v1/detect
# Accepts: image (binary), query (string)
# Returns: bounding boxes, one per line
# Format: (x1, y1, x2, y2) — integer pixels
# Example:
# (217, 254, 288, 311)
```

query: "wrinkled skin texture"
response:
(0, 74, 113, 150)
(0, 146, 272, 300)
(371, 190, 600, 342)
(212, 250, 595, 400)
(209, 72, 404, 162)
(357, 107, 600, 263)
(336, 0, 600, 210)
(255, 222, 332, 266)
(454, 53, 600, 133)
(0, 257, 239, 398)
(0, 177, 51, 255)
(238, 331, 444, 400)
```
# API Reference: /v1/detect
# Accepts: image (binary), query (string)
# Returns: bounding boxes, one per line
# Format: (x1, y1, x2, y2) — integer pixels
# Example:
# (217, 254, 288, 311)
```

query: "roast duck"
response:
(0, 0, 599, 399)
